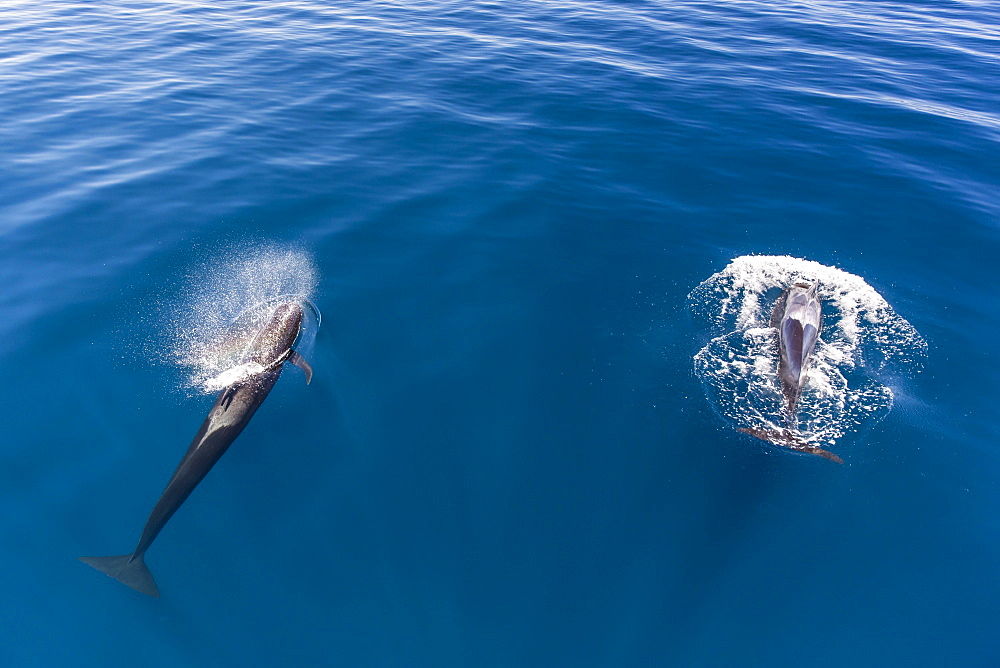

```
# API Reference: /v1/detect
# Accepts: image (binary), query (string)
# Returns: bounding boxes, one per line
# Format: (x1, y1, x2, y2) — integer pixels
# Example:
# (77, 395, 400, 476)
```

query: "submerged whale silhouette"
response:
(739, 282, 843, 463)
(80, 300, 314, 596)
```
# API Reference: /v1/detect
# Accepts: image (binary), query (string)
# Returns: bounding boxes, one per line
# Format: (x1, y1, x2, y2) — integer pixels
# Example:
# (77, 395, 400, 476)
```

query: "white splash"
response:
(170, 246, 320, 394)
(203, 362, 267, 392)
(689, 255, 926, 451)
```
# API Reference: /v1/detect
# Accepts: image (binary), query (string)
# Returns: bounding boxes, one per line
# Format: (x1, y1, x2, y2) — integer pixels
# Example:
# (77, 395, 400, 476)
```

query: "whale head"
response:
(248, 301, 304, 369)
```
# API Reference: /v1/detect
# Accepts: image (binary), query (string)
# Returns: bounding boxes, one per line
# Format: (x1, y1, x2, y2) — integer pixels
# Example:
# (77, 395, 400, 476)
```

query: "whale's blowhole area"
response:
(169, 246, 320, 395)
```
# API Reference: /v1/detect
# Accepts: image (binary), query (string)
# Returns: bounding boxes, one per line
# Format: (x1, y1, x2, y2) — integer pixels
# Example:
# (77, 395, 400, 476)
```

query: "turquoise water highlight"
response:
(1, 1, 998, 665)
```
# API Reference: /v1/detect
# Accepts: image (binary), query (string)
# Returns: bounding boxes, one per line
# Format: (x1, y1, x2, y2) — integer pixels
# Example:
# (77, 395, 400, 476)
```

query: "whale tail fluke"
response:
(79, 553, 160, 597)
(738, 427, 844, 464)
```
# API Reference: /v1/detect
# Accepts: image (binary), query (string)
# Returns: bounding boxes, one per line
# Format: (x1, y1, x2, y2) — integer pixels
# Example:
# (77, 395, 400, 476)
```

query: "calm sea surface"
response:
(1, 1, 998, 665)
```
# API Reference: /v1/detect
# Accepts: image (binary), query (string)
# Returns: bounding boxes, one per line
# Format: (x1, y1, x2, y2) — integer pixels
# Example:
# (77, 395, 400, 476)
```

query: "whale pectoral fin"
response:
(770, 288, 791, 329)
(287, 350, 313, 384)
(794, 444, 844, 464)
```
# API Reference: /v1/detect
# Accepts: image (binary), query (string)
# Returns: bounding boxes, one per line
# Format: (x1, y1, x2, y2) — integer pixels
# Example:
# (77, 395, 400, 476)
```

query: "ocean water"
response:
(1, 0, 998, 665)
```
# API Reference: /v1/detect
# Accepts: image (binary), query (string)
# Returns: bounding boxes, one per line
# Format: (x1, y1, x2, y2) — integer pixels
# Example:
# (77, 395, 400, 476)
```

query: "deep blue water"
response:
(2, 1, 998, 665)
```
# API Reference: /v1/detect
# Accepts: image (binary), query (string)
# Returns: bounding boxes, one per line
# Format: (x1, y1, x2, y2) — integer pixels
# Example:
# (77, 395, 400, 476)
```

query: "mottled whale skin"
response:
(80, 301, 314, 596)
(739, 282, 842, 463)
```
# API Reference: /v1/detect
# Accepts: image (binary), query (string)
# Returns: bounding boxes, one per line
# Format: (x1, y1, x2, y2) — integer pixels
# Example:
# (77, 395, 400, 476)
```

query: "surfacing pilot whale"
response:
(80, 300, 315, 596)
(739, 282, 843, 463)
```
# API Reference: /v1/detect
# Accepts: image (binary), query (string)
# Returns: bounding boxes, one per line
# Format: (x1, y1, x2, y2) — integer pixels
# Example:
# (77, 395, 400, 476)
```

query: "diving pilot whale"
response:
(739, 282, 843, 463)
(80, 300, 314, 596)
(772, 281, 822, 414)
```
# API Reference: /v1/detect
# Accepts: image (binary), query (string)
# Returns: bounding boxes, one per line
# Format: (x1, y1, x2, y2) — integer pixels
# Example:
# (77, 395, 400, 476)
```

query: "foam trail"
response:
(170, 246, 320, 393)
(688, 255, 926, 457)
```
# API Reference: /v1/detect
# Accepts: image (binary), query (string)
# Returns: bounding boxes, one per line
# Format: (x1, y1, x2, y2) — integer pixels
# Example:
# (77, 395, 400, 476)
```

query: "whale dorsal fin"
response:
(287, 350, 313, 384)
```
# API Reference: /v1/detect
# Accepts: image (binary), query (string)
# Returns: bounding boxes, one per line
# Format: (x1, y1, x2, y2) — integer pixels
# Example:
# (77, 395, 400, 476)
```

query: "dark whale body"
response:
(80, 301, 314, 596)
(739, 282, 843, 463)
